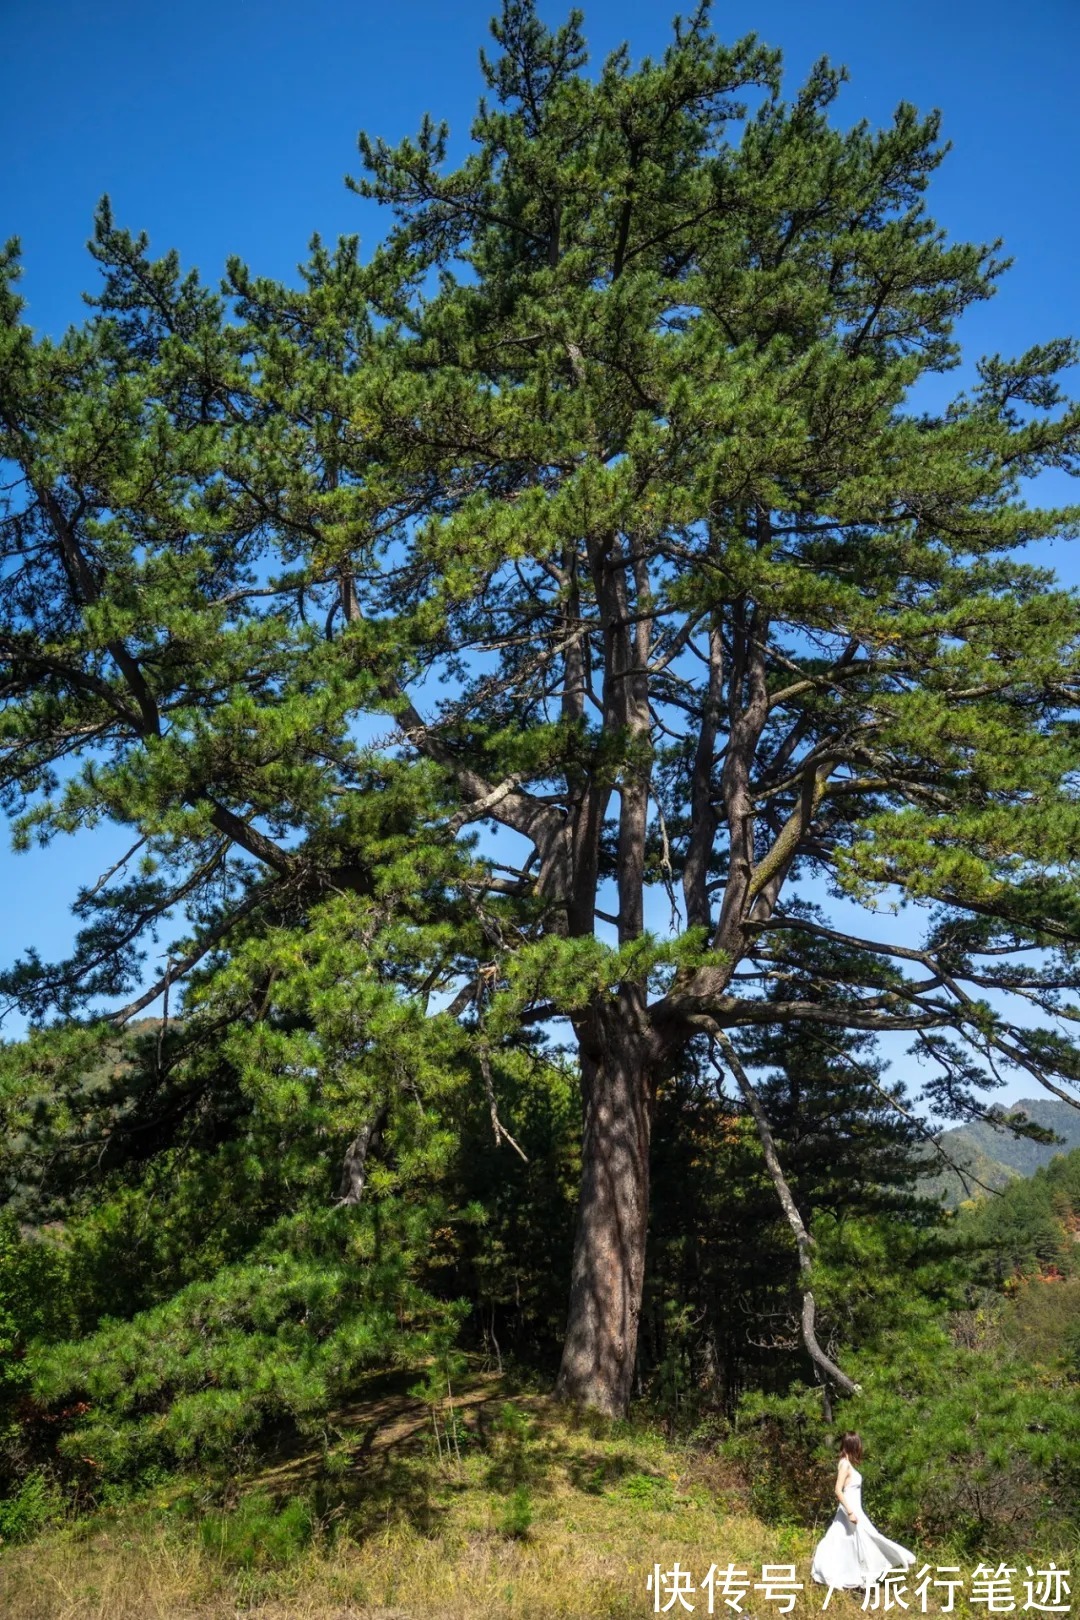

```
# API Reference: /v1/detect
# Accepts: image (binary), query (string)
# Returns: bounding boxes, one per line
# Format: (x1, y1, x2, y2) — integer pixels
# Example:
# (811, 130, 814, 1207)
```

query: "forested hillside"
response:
(919, 1098, 1080, 1206)
(3, 1103, 1080, 1615)
(3, 1029, 1080, 1548)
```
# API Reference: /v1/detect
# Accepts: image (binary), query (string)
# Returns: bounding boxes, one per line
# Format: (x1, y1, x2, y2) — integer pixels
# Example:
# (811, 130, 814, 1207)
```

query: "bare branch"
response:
(710, 1032, 860, 1396)
(479, 1045, 529, 1162)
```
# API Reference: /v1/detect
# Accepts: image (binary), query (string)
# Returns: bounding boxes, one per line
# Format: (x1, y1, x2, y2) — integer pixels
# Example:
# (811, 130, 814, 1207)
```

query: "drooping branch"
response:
(478, 1044, 529, 1162)
(816, 1033, 1008, 1203)
(109, 883, 270, 1026)
(710, 1030, 861, 1397)
(751, 916, 1080, 1113)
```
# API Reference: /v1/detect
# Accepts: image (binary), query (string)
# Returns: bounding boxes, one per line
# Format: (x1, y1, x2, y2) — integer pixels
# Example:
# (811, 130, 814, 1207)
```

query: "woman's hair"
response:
(839, 1431, 863, 1463)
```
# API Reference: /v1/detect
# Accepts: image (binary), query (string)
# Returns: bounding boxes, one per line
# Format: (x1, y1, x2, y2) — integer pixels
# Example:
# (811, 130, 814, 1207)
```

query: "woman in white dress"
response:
(811, 1431, 916, 1592)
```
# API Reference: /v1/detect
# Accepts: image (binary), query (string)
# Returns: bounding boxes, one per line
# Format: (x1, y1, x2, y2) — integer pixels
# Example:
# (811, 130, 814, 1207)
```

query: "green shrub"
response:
(620, 1471, 675, 1509)
(498, 1483, 533, 1539)
(28, 1209, 467, 1490)
(488, 1400, 538, 1491)
(0, 1469, 63, 1544)
(199, 1490, 314, 1570)
(727, 1387, 829, 1525)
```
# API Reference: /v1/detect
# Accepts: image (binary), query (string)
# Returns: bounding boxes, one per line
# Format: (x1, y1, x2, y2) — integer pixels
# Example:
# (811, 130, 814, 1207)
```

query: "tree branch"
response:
(710, 1031, 860, 1396)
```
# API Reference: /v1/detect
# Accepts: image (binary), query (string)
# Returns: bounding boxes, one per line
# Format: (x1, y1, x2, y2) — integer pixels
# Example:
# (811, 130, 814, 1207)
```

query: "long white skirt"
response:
(811, 1506, 916, 1589)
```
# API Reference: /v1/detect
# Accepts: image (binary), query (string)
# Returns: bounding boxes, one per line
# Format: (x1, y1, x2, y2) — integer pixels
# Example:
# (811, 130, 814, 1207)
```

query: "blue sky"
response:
(5, 0, 1077, 352)
(2, 0, 1079, 1109)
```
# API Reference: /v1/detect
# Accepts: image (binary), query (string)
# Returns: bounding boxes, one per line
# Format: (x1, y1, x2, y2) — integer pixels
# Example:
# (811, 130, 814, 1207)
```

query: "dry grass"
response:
(0, 1383, 1070, 1620)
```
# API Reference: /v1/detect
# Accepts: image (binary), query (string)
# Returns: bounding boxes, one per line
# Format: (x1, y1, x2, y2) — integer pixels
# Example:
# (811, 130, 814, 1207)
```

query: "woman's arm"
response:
(834, 1460, 858, 1524)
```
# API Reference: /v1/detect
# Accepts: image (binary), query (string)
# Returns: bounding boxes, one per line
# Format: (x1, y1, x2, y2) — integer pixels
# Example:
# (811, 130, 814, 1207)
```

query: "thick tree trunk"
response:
(555, 1012, 654, 1416)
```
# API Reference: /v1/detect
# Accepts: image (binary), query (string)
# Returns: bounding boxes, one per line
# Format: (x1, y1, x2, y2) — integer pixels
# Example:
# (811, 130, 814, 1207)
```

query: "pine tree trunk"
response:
(555, 1011, 654, 1417)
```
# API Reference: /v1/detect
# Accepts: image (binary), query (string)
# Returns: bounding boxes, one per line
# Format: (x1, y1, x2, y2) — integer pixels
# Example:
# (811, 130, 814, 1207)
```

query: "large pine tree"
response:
(2, 1, 1080, 1417)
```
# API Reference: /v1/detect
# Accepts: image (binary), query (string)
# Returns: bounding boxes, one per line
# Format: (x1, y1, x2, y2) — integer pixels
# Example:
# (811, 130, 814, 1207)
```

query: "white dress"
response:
(810, 1462, 916, 1590)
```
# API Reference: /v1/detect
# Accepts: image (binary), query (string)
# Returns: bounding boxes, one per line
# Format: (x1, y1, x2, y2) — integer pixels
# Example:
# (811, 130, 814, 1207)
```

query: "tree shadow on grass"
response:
(239, 1368, 678, 1548)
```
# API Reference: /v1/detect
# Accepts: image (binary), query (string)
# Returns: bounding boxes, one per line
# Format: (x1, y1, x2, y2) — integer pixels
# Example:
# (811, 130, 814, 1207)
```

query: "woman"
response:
(810, 1431, 916, 1592)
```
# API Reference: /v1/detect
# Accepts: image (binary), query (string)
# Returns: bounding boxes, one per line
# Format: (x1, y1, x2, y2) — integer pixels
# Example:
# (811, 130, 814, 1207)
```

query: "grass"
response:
(0, 1375, 1072, 1619)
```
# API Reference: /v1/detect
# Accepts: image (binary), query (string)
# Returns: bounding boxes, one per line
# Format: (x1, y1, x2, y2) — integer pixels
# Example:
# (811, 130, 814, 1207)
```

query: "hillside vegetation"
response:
(3, 1150, 1080, 1617)
(919, 1099, 1080, 1207)
(0, 1375, 1075, 1620)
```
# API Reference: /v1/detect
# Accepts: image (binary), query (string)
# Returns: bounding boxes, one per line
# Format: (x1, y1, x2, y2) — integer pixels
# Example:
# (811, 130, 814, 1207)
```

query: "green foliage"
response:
(498, 1483, 534, 1539)
(0, 1469, 63, 1545)
(29, 1208, 467, 1483)
(729, 1387, 830, 1524)
(199, 1491, 315, 1570)
(0, 1214, 73, 1494)
(0, 1215, 71, 1395)
(644, 1001, 944, 1414)
(447, 1047, 579, 1364)
(488, 1402, 539, 1492)
(618, 1470, 675, 1510)
(1063, 1315, 1080, 1381)
(2, 0, 1080, 1511)
(0, 864, 577, 1493)
(0, 0, 1076, 1121)
(734, 1322, 1080, 1550)
(960, 1159, 1074, 1281)
(731, 1149, 1080, 1550)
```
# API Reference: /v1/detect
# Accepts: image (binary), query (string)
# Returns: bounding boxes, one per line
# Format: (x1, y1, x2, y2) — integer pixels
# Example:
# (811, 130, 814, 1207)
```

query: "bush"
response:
(199, 1490, 315, 1570)
(498, 1483, 534, 1539)
(27, 1209, 467, 1492)
(487, 1401, 538, 1491)
(727, 1388, 830, 1525)
(0, 1469, 63, 1544)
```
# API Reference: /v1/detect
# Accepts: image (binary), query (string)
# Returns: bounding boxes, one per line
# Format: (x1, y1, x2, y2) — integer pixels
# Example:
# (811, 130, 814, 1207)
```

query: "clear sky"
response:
(2, 0, 1078, 1109)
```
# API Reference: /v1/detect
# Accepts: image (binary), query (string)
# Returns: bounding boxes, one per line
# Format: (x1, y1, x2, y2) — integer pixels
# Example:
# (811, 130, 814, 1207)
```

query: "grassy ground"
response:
(0, 1373, 1071, 1620)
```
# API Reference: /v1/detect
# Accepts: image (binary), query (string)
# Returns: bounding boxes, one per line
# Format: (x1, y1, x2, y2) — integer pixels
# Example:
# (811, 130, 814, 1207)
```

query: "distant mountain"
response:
(917, 1097, 1080, 1208)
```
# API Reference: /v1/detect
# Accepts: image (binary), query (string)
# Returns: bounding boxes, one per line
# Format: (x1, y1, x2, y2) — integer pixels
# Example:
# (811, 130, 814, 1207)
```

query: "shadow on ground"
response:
(242, 1365, 690, 1544)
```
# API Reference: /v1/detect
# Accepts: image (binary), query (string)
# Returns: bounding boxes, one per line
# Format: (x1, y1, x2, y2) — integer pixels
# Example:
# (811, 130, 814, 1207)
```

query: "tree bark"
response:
(337, 1106, 388, 1205)
(555, 1006, 655, 1416)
